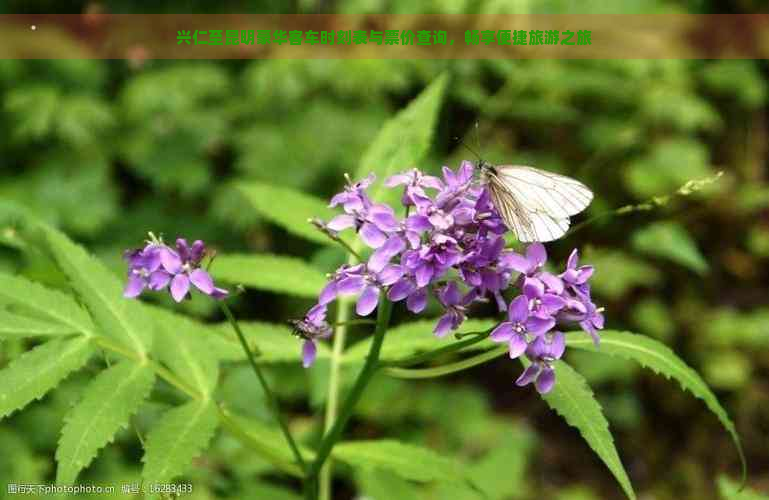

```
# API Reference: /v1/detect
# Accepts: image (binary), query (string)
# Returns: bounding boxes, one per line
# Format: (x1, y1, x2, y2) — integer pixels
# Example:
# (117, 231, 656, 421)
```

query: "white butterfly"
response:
(479, 161, 594, 243)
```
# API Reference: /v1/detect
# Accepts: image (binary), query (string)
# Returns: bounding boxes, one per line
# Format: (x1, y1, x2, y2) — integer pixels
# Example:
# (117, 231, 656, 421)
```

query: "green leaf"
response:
(217, 410, 308, 478)
(567, 330, 746, 482)
(524, 358, 636, 500)
(44, 227, 153, 358)
(0, 310, 79, 338)
(141, 399, 219, 485)
(355, 74, 449, 207)
(56, 361, 156, 485)
(0, 273, 95, 336)
(235, 181, 335, 245)
(631, 221, 708, 274)
(345, 318, 495, 363)
(0, 337, 94, 419)
(333, 440, 464, 484)
(718, 475, 768, 500)
(212, 253, 327, 298)
(152, 309, 219, 398)
(355, 468, 422, 500)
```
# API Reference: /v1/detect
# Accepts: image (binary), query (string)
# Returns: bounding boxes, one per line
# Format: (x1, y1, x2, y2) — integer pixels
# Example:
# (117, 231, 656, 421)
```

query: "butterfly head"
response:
(477, 159, 496, 183)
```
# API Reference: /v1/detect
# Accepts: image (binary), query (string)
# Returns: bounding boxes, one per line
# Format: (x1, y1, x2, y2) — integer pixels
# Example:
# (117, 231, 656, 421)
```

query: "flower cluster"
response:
(295, 163, 604, 393)
(123, 235, 228, 302)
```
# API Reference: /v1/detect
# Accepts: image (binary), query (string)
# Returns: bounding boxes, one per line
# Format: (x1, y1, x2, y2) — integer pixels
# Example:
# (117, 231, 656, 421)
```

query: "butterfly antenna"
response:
(453, 135, 482, 161)
(474, 121, 482, 156)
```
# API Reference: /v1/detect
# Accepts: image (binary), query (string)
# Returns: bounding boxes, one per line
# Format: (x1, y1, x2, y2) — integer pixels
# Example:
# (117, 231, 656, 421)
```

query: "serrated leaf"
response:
(0, 310, 79, 338)
(215, 321, 331, 364)
(151, 308, 219, 397)
(212, 253, 327, 298)
(0, 337, 94, 419)
(44, 227, 153, 357)
(355, 74, 448, 207)
(345, 318, 496, 363)
(333, 440, 464, 484)
(141, 399, 218, 485)
(523, 358, 636, 500)
(235, 181, 335, 245)
(0, 273, 95, 336)
(567, 330, 745, 482)
(56, 361, 155, 485)
(631, 221, 708, 274)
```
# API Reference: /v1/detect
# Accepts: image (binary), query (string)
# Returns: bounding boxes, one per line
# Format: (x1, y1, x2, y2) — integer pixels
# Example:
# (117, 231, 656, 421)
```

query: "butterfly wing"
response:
(486, 165, 593, 243)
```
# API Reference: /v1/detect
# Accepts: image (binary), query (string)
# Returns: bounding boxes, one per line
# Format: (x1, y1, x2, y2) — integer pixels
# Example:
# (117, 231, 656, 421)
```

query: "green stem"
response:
(219, 301, 307, 474)
(383, 330, 492, 368)
(384, 345, 507, 379)
(306, 297, 393, 499)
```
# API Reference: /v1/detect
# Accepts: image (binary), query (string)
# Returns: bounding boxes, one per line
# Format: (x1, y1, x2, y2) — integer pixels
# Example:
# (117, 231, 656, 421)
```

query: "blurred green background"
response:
(1, 0, 769, 499)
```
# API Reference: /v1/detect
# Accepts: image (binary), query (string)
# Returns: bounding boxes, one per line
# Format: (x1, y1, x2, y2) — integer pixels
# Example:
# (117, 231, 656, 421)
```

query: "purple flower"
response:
(122, 235, 228, 303)
(307, 164, 603, 393)
(317, 261, 403, 317)
(433, 282, 470, 337)
(290, 304, 332, 368)
(123, 244, 166, 298)
(561, 249, 594, 291)
(490, 295, 555, 358)
(516, 331, 566, 394)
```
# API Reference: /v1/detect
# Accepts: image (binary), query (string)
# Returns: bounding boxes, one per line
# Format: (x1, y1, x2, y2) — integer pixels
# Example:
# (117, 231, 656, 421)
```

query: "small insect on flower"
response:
(477, 160, 593, 243)
(289, 304, 332, 368)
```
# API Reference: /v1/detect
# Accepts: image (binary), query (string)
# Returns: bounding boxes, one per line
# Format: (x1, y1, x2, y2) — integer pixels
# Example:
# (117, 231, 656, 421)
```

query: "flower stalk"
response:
(305, 296, 393, 500)
(219, 301, 307, 474)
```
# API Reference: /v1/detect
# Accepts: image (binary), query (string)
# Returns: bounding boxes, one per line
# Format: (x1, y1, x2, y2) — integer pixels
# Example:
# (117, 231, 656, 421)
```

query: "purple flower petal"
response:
(176, 238, 190, 262)
(189, 240, 206, 264)
(170, 274, 190, 302)
(211, 287, 229, 300)
(189, 269, 215, 294)
(160, 247, 183, 274)
(405, 214, 433, 232)
(501, 252, 530, 273)
(433, 314, 454, 338)
(508, 295, 529, 323)
(370, 204, 399, 231)
(377, 265, 404, 286)
(526, 243, 547, 269)
(526, 317, 555, 336)
(326, 214, 356, 231)
(360, 222, 388, 249)
(368, 236, 405, 272)
(302, 340, 317, 368)
(490, 322, 513, 342)
(123, 275, 145, 298)
(523, 277, 545, 299)
(567, 248, 580, 269)
(148, 270, 172, 291)
(385, 173, 411, 187)
(406, 287, 427, 313)
(388, 278, 415, 301)
(508, 334, 528, 359)
(414, 264, 433, 288)
(356, 285, 380, 316)
(541, 294, 566, 312)
(439, 282, 461, 307)
(319, 281, 338, 305)
(535, 367, 556, 394)
(337, 276, 366, 295)
(516, 363, 541, 387)
(540, 272, 564, 294)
